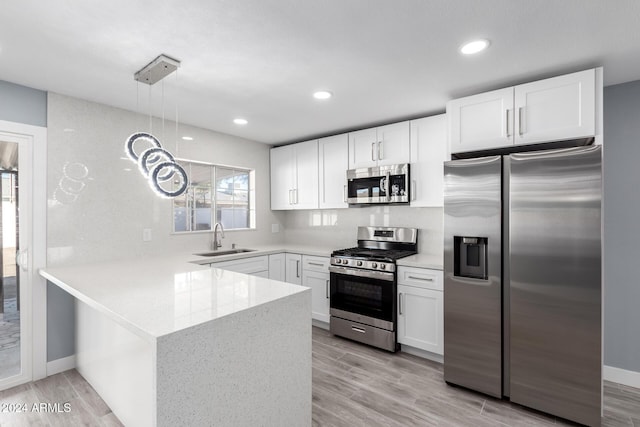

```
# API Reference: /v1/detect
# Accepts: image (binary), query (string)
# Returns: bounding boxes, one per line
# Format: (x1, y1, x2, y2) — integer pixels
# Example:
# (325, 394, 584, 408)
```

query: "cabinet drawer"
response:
(397, 266, 443, 291)
(210, 255, 269, 275)
(302, 255, 330, 273)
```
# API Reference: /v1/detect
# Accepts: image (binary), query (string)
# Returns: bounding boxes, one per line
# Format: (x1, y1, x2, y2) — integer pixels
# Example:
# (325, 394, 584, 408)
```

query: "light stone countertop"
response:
(396, 253, 443, 270)
(40, 254, 310, 342)
(189, 244, 443, 270)
(40, 244, 442, 343)
(188, 244, 334, 265)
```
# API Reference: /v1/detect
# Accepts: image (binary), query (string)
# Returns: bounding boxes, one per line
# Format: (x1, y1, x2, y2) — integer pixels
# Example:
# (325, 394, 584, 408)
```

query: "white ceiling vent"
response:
(134, 54, 180, 85)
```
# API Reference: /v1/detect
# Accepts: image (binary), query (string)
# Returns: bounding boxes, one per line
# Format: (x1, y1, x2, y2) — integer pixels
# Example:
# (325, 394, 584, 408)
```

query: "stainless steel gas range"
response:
(329, 226, 417, 352)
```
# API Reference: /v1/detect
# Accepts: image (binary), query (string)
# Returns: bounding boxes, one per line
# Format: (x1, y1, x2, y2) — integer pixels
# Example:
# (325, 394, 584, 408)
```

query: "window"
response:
(173, 161, 255, 232)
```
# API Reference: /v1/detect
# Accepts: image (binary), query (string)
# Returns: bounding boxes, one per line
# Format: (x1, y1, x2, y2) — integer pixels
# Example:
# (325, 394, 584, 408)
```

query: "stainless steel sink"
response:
(193, 249, 256, 257)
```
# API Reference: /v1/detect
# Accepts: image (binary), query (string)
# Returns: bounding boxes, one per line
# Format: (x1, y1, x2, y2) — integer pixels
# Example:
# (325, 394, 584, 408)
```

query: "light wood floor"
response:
(1, 326, 639, 426)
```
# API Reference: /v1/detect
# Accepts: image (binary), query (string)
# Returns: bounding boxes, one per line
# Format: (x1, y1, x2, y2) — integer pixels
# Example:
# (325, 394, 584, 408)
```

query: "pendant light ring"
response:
(126, 132, 162, 162)
(150, 162, 188, 198)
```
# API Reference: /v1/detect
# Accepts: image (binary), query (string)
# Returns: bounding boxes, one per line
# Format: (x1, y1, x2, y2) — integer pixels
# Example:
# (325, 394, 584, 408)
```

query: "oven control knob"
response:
(335, 259, 341, 264)
(371, 262, 378, 269)
(357, 261, 363, 266)
(380, 264, 386, 270)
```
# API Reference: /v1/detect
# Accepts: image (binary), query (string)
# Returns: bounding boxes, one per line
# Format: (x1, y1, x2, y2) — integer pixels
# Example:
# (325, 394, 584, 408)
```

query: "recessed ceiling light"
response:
(313, 91, 333, 100)
(460, 39, 490, 55)
(181, 136, 193, 141)
(233, 118, 248, 125)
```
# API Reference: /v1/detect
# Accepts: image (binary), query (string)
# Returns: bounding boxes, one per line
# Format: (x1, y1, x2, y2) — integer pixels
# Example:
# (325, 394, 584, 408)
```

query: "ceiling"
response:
(1, 1, 640, 145)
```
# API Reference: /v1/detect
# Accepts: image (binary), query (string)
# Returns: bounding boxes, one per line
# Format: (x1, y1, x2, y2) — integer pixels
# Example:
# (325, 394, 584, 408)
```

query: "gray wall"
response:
(46, 285, 75, 361)
(0, 80, 47, 127)
(603, 80, 640, 372)
(0, 81, 74, 362)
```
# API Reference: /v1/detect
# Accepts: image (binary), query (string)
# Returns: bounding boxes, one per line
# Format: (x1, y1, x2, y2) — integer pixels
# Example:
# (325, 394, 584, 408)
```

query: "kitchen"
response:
(0, 1, 640, 426)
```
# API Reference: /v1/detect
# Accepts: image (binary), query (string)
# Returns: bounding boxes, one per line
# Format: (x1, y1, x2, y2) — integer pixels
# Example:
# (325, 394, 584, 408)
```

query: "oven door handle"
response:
(328, 266, 395, 282)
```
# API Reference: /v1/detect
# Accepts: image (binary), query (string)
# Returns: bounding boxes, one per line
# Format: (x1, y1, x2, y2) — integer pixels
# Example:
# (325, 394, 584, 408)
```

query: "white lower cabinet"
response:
(302, 255, 330, 323)
(210, 252, 331, 323)
(285, 253, 302, 285)
(268, 253, 286, 281)
(397, 266, 443, 355)
(209, 255, 269, 277)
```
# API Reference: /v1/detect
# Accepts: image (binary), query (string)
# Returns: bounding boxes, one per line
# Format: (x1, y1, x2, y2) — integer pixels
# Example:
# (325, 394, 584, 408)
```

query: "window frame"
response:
(171, 159, 256, 234)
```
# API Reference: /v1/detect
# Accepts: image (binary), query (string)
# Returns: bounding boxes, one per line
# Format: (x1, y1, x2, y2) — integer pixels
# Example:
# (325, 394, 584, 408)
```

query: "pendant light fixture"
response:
(126, 54, 188, 198)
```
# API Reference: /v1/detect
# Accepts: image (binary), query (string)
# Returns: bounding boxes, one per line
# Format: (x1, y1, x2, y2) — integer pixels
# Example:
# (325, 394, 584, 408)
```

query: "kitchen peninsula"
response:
(40, 255, 311, 427)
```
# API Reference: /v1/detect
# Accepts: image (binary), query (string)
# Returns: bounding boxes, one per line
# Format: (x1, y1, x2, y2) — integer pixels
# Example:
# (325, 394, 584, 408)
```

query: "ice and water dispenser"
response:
(454, 236, 488, 280)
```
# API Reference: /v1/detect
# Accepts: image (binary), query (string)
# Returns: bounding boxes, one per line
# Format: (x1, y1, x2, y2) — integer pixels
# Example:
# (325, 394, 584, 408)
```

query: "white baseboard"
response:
(400, 345, 444, 364)
(312, 319, 329, 330)
(46, 355, 76, 376)
(604, 365, 640, 389)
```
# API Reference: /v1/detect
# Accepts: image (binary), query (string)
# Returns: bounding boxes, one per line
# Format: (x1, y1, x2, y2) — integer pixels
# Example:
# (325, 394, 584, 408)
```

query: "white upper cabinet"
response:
(448, 68, 599, 154)
(448, 87, 514, 153)
(348, 127, 378, 169)
(348, 121, 410, 169)
(270, 139, 319, 210)
(318, 134, 348, 209)
(294, 140, 320, 209)
(514, 69, 595, 145)
(270, 145, 296, 210)
(410, 114, 448, 207)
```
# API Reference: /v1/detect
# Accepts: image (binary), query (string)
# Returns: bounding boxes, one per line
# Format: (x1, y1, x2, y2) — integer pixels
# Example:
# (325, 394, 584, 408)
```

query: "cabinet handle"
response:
(308, 262, 324, 267)
(351, 326, 366, 334)
(506, 109, 511, 137)
(378, 141, 383, 160)
(408, 275, 434, 282)
(518, 107, 524, 136)
(296, 260, 300, 278)
(399, 292, 403, 315)
(343, 185, 348, 203)
(411, 180, 416, 201)
(326, 280, 330, 299)
(371, 142, 376, 161)
(288, 189, 293, 205)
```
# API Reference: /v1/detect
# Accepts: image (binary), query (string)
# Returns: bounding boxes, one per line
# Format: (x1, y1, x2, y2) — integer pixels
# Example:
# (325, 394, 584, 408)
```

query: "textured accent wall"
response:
(603, 80, 640, 373)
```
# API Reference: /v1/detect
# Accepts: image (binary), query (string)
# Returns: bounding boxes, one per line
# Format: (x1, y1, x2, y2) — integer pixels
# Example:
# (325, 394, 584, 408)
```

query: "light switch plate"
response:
(143, 228, 152, 241)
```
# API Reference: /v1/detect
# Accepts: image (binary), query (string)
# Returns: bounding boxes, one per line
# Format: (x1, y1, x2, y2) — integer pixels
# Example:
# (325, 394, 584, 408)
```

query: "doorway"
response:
(0, 164, 20, 380)
(0, 120, 47, 391)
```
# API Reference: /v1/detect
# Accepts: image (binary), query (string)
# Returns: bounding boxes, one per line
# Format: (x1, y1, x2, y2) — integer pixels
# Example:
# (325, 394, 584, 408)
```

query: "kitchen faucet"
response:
(212, 222, 225, 250)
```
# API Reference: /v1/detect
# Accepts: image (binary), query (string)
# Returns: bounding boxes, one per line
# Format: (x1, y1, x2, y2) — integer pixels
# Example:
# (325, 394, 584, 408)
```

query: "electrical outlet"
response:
(143, 228, 152, 241)
(271, 223, 280, 233)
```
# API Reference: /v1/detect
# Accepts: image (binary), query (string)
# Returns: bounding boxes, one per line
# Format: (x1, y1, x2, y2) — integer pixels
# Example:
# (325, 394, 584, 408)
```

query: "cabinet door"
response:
(397, 284, 443, 355)
(211, 255, 269, 275)
(292, 140, 319, 210)
(268, 253, 286, 281)
(303, 270, 330, 323)
(319, 134, 348, 209)
(514, 68, 595, 146)
(270, 145, 295, 210)
(285, 253, 302, 285)
(348, 128, 378, 169)
(377, 121, 411, 166)
(448, 87, 514, 154)
(410, 115, 448, 207)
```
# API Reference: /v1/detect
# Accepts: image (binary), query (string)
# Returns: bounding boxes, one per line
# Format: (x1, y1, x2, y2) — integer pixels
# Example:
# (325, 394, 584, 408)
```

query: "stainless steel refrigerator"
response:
(443, 145, 602, 426)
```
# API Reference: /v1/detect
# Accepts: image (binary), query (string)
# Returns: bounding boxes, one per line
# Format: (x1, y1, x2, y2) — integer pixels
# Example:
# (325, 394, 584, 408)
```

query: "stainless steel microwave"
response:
(346, 163, 410, 205)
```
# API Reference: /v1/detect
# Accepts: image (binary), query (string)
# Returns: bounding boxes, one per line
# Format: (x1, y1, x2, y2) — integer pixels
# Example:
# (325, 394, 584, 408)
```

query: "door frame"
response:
(0, 120, 47, 390)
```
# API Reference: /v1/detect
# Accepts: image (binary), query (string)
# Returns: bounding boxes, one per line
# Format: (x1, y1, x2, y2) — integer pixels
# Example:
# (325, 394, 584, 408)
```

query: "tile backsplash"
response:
(46, 93, 285, 267)
(282, 206, 443, 257)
